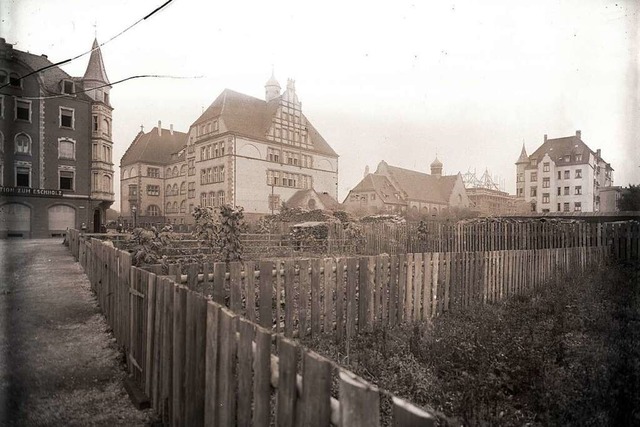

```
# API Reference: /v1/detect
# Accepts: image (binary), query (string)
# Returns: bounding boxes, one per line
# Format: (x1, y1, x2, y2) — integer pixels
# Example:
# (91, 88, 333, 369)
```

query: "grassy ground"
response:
(302, 260, 640, 426)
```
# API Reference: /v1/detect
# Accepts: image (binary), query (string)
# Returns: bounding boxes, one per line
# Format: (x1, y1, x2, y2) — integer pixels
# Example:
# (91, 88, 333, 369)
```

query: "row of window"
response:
(200, 191, 226, 208)
(3, 162, 110, 193)
(200, 141, 225, 161)
(166, 182, 187, 196)
(1, 131, 78, 160)
(196, 120, 219, 137)
(166, 164, 187, 178)
(0, 70, 22, 88)
(200, 166, 225, 185)
(267, 147, 313, 168)
(91, 142, 112, 163)
(166, 200, 187, 214)
(530, 185, 583, 197)
(266, 170, 312, 189)
(530, 169, 582, 182)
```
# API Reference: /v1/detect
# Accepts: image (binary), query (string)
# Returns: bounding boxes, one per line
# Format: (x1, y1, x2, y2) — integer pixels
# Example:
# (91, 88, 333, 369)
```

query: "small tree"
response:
(193, 204, 246, 263)
(618, 184, 640, 211)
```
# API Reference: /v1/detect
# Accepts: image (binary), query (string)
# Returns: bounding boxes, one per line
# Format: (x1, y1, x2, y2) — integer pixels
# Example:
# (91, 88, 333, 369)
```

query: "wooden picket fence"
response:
(70, 234, 438, 426)
(64, 220, 638, 426)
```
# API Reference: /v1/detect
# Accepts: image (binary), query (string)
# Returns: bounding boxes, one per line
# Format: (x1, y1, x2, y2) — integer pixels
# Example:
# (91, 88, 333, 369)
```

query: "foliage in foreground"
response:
(303, 262, 640, 426)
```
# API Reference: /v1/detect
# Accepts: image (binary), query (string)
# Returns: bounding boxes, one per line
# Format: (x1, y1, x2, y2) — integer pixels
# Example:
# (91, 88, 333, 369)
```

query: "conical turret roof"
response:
(516, 143, 528, 163)
(83, 38, 110, 84)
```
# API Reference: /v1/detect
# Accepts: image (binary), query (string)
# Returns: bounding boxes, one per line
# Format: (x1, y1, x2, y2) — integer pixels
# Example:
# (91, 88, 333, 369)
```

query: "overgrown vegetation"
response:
(193, 204, 246, 263)
(303, 261, 640, 426)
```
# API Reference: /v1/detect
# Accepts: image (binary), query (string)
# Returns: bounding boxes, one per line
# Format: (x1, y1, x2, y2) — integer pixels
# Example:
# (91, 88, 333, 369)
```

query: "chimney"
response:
(576, 130, 581, 139)
(596, 148, 601, 159)
(170, 124, 174, 135)
(41, 54, 48, 59)
(158, 120, 162, 136)
(364, 165, 370, 177)
(544, 134, 547, 142)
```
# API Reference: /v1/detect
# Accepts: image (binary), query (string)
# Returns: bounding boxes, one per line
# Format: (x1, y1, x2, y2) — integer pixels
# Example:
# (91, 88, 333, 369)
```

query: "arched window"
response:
(172, 184, 178, 195)
(58, 138, 75, 159)
(15, 133, 31, 154)
(431, 207, 438, 215)
(166, 185, 172, 195)
(166, 168, 172, 178)
(147, 205, 160, 216)
(172, 202, 177, 212)
(172, 166, 178, 177)
(218, 191, 225, 207)
(123, 168, 129, 179)
(180, 182, 186, 194)
(103, 118, 110, 136)
(180, 200, 186, 213)
(130, 167, 137, 178)
(180, 164, 187, 175)
(166, 202, 172, 213)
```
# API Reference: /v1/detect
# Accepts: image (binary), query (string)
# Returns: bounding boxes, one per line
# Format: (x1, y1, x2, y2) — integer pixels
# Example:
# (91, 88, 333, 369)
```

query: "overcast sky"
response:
(2, 0, 638, 210)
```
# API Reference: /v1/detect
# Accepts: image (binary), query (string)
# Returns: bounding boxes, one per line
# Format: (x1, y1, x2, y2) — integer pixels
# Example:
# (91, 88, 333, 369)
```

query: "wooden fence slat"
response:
(405, 254, 413, 321)
(336, 258, 346, 343)
(392, 396, 437, 426)
(217, 308, 238, 426)
(397, 255, 406, 323)
(339, 371, 380, 427)
(299, 259, 310, 338)
(302, 352, 331, 427)
(230, 262, 243, 313)
(346, 258, 358, 340)
(172, 285, 187, 427)
(284, 260, 295, 338)
(259, 260, 273, 329)
(213, 262, 226, 304)
(161, 278, 175, 422)
(389, 255, 398, 325)
(422, 253, 432, 320)
(311, 258, 322, 337)
(193, 294, 207, 426)
(413, 253, 423, 321)
(184, 291, 197, 426)
(204, 301, 220, 426)
(144, 273, 157, 397)
(277, 336, 298, 427)
(238, 318, 255, 427)
(323, 258, 335, 333)
(253, 326, 272, 427)
(245, 261, 256, 323)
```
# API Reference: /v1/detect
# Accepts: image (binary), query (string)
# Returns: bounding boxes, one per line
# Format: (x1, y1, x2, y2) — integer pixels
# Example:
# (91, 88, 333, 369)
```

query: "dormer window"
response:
(9, 73, 21, 88)
(575, 153, 582, 162)
(530, 159, 536, 166)
(62, 80, 75, 95)
(564, 155, 571, 162)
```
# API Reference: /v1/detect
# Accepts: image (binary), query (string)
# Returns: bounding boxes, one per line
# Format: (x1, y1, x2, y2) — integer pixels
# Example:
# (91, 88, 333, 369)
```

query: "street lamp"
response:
(132, 205, 137, 228)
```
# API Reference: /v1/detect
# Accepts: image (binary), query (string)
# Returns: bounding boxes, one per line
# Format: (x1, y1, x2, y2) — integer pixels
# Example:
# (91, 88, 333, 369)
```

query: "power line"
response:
(0, 0, 175, 90)
(1, 73, 203, 100)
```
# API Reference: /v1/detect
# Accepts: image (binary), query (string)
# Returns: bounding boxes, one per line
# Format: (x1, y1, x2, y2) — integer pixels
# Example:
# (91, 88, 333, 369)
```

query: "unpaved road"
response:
(0, 239, 152, 426)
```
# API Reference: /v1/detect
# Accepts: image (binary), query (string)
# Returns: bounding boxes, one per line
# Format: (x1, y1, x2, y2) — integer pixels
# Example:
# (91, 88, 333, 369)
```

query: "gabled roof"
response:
(349, 173, 406, 205)
(120, 127, 188, 166)
(10, 49, 92, 101)
(83, 38, 110, 84)
(286, 189, 340, 210)
(191, 89, 338, 157)
(382, 163, 459, 204)
(526, 135, 600, 169)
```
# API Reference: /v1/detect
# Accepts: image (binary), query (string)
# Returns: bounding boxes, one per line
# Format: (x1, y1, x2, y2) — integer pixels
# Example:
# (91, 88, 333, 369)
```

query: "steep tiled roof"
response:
(286, 189, 340, 210)
(82, 39, 110, 84)
(516, 144, 528, 163)
(191, 89, 337, 157)
(120, 127, 188, 166)
(11, 50, 92, 101)
(526, 135, 602, 170)
(383, 164, 457, 204)
(350, 174, 406, 205)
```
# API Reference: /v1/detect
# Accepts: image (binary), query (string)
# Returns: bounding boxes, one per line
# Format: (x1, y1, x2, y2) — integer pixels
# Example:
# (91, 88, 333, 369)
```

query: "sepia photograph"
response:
(1, 0, 638, 425)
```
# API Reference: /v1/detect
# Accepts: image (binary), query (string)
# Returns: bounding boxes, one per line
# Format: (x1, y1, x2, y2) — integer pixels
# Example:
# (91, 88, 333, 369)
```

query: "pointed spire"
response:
(83, 38, 110, 84)
(516, 142, 529, 164)
(265, 68, 281, 102)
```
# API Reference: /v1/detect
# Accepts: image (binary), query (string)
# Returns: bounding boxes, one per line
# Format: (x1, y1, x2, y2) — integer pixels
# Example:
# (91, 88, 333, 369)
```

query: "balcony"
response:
(91, 190, 115, 202)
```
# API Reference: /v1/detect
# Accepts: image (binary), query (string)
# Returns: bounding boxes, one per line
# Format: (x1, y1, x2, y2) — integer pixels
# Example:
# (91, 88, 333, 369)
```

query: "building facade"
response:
(0, 38, 114, 238)
(120, 123, 187, 228)
(119, 74, 339, 224)
(515, 130, 614, 213)
(343, 158, 470, 216)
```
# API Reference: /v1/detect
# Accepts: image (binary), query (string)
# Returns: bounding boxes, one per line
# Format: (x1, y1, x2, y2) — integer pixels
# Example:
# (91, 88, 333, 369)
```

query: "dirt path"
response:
(0, 239, 153, 426)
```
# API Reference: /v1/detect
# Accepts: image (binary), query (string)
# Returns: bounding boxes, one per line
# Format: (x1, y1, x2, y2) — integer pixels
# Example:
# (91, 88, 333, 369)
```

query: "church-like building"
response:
(0, 38, 115, 237)
(120, 73, 339, 225)
(343, 158, 470, 216)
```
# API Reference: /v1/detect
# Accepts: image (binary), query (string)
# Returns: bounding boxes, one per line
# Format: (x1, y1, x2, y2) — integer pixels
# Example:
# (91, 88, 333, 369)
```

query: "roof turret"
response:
(83, 38, 110, 84)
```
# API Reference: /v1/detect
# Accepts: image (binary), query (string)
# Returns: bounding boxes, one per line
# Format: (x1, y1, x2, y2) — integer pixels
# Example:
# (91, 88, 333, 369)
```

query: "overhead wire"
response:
(2, 74, 204, 100)
(0, 0, 175, 90)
